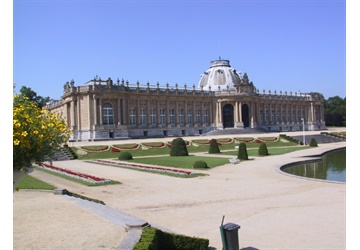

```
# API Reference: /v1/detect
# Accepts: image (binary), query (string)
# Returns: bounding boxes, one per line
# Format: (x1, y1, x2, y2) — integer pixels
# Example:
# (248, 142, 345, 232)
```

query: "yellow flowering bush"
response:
(13, 94, 71, 171)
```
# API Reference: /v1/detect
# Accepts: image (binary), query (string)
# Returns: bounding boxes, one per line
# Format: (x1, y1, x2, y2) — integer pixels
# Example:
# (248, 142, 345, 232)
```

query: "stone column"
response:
(99, 98, 103, 125)
(93, 95, 97, 127)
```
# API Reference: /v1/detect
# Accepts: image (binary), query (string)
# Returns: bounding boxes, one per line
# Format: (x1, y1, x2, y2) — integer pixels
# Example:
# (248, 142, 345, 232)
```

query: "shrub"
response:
(208, 139, 220, 154)
(258, 142, 269, 156)
(237, 142, 249, 160)
(133, 227, 209, 250)
(118, 151, 133, 160)
(170, 138, 189, 156)
(309, 137, 318, 147)
(193, 161, 209, 169)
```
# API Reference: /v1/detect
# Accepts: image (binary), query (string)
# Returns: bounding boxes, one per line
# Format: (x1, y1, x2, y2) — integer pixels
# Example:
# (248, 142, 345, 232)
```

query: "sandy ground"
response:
(13, 129, 346, 250)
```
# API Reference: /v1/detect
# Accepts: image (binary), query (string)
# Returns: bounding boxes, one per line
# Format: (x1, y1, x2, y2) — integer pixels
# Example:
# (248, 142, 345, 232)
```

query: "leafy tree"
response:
(324, 96, 346, 127)
(19, 86, 51, 108)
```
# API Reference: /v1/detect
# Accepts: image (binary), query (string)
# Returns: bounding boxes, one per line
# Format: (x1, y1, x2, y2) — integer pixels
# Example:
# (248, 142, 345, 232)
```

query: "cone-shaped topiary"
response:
(208, 139, 220, 154)
(170, 137, 189, 156)
(258, 142, 269, 156)
(118, 151, 133, 160)
(237, 142, 249, 160)
(309, 137, 318, 147)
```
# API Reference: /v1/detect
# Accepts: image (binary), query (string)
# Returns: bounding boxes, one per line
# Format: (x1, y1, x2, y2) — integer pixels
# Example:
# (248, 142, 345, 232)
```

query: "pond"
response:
(281, 148, 346, 183)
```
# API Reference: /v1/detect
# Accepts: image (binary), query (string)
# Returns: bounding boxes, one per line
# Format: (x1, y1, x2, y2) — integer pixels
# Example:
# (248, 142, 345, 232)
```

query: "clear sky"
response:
(13, 0, 346, 100)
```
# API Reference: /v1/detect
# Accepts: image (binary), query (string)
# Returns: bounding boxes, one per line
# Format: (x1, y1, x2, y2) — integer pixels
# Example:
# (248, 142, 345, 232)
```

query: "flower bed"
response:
(142, 142, 166, 148)
(216, 138, 233, 144)
(257, 137, 279, 142)
(167, 140, 191, 148)
(91, 159, 193, 176)
(112, 144, 140, 150)
(234, 137, 255, 143)
(80, 145, 110, 152)
(37, 163, 112, 184)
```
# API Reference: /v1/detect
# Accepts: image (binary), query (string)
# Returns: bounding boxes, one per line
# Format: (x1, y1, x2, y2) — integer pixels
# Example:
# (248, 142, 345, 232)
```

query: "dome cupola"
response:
(198, 58, 242, 91)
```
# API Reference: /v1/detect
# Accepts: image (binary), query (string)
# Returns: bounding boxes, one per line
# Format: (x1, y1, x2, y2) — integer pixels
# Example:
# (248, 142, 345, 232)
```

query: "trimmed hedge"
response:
(208, 139, 220, 154)
(133, 227, 209, 250)
(118, 151, 133, 160)
(309, 137, 318, 147)
(193, 160, 209, 169)
(237, 142, 249, 160)
(170, 138, 189, 156)
(258, 142, 269, 156)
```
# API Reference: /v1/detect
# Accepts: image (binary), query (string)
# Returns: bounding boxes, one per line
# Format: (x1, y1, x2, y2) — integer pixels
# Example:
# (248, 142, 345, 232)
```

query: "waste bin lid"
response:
(223, 223, 240, 230)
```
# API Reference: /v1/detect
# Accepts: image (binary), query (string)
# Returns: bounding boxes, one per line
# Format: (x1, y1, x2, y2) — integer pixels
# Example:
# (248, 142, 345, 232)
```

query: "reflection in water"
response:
(281, 148, 346, 182)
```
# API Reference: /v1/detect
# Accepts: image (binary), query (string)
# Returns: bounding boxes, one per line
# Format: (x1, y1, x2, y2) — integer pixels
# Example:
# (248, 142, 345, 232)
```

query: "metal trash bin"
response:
(219, 216, 240, 250)
(223, 223, 240, 250)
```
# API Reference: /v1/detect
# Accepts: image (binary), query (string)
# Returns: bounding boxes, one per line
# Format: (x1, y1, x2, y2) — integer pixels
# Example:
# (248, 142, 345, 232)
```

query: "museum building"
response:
(45, 59, 326, 141)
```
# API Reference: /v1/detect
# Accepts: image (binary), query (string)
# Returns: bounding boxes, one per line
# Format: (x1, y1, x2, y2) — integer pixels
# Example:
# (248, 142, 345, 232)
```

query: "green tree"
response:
(208, 139, 220, 154)
(19, 86, 51, 108)
(258, 142, 269, 156)
(237, 142, 249, 160)
(324, 96, 346, 127)
(170, 138, 189, 156)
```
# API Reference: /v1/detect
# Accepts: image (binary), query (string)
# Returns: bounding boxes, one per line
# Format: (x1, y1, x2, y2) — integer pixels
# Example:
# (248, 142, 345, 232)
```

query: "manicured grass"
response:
(72, 136, 300, 160)
(128, 155, 230, 169)
(36, 167, 121, 186)
(218, 146, 311, 157)
(17, 174, 56, 190)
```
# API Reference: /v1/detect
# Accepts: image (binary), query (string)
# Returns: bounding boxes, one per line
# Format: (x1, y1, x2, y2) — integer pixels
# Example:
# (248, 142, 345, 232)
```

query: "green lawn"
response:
(128, 155, 230, 169)
(72, 136, 301, 160)
(17, 174, 56, 190)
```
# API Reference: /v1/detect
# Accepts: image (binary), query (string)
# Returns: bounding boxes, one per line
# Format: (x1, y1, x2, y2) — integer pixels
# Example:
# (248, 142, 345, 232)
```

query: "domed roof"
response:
(198, 58, 241, 91)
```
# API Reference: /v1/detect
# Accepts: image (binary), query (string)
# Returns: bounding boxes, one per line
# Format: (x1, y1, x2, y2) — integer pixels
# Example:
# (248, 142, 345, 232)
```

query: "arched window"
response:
(103, 103, 114, 125)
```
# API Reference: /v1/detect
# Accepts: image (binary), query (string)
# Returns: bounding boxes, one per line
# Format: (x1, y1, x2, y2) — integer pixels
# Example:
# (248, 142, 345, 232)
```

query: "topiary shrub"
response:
(258, 142, 269, 156)
(118, 151, 133, 160)
(133, 226, 209, 250)
(237, 142, 249, 160)
(309, 137, 318, 147)
(208, 139, 220, 154)
(193, 160, 209, 169)
(170, 137, 189, 156)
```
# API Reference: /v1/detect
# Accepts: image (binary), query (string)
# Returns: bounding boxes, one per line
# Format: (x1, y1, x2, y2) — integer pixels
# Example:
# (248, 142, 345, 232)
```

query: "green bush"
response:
(237, 142, 249, 160)
(258, 142, 269, 156)
(170, 138, 189, 156)
(118, 151, 133, 160)
(193, 160, 209, 169)
(133, 227, 209, 250)
(309, 137, 318, 147)
(208, 139, 220, 154)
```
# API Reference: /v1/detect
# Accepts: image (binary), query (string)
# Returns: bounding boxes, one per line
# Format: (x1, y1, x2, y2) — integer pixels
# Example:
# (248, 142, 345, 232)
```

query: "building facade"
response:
(45, 59, 326, 141)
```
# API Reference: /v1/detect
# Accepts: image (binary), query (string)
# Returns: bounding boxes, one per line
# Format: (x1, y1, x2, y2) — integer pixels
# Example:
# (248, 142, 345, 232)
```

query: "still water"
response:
(281, 148, 346, 183)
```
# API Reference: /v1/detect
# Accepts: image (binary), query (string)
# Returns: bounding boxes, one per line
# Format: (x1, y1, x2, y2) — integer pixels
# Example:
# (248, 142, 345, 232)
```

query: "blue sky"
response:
(13, 0, 346, 100)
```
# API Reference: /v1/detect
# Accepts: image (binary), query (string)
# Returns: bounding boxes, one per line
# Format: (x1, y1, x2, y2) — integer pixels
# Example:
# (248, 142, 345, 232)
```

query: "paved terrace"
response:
(13, 128, 346, 250)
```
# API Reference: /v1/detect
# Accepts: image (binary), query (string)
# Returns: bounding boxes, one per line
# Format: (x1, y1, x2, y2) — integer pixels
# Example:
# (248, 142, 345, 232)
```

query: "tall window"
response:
(196, 109, 201, 124)
(287, 110, 291, 122)
(204, 109, 209, 123)
(271, 110, 275, 123)
(277, 110, 280, 122)
(179, 109, 184, 125)
(140, 109, 147, 125)
(151, 109, 156, 125)
(265, 110, 269, 122)
(103, 103, 114, 125)
(169, 109, 175, 125)
(160, 109, 166, 125)
(187, 109, 192, 124)
(260, 110, 263, 123)
(130, 109, 136, 125)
